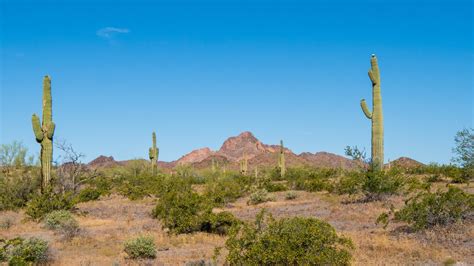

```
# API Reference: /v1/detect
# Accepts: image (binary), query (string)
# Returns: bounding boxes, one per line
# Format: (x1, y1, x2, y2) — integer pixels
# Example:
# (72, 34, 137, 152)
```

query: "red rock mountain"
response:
(88, 132, 423, 171)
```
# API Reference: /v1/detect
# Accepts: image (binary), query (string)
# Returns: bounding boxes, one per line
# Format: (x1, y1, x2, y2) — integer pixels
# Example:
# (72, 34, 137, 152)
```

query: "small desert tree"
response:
(452, 128, 473, 181)
(55, 139, 97, 194)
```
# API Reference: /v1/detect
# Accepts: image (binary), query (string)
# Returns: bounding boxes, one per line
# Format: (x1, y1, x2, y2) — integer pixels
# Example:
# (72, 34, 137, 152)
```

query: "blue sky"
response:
(1, 0, 472, 164)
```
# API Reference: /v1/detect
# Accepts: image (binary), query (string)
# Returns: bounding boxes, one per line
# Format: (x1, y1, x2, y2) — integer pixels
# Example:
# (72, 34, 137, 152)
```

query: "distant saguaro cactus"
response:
(278, 140, 286, 177)
(360, 54, 384, 171)
(211, 158, 218, 173)
(32, 76, 56, 191)
(240, 153, 248, 175)
(149, 131, 159, 175)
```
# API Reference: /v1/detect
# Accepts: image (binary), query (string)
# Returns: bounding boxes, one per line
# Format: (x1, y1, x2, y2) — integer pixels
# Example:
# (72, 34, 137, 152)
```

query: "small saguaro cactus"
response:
(211, 158, 218, 173)
(240, 152, 248, 175)
(32, 76, 56, 191)
(149, 131, 159, 175)
(360, 54, 384, 171)
(278, 140, 286, 177)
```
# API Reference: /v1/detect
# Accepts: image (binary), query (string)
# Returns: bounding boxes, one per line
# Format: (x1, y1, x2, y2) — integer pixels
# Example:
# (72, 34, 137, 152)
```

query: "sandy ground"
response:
(1, 188, 473, 265)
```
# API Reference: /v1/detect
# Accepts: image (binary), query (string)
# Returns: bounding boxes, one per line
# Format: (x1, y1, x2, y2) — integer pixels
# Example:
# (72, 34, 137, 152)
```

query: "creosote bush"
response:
(25, 189, 75, 220)
(336, 169, 405, 201)
(0, 237, 48, 264)
(152, 181, 239, 235)
(378, 187, 474, 230)
(124, 235, 156, 259)
(285, 167, 337, 192)
(0, 170, 41, 211)
(225, 210, 353, 265)
(247, 188, 273, 205)
(44, 210, 79, 239)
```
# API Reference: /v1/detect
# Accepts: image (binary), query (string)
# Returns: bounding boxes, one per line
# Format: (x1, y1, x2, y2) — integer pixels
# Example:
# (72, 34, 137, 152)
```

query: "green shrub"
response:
(152, 186, 239, 235)
(285, 191, 298, 200)
(336, 170, 405, 201)
(25, 189, 74, 220)
(392, 187, 474, 230)
(0, 217, 13, 229)
(204, 176, 246, 206)
(115, 174, 162, 200)
(201, 211, 241, 235)
(266, 182, 288, 192)
(74, 187, 101, 203)
(124, 236, 156, 259)
(285, 167, 337, 192)
(44, 210, 79, 238)
(0, 171, 41, 211)
(153, 188, 204, 234)
(247, 188, 273, 205)
(426, 174, 441, 183)
(0, 237, 48, 264)
(225, 210, 353, 265)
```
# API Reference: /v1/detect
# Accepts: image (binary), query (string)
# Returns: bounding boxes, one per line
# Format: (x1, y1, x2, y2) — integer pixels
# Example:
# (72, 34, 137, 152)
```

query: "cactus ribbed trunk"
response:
(32, 76, 55, 192)
(360, 55, 384, 171)
(240, 153, 248, 175)
(278, 140, 286, 177)
(149, 132, 159, 175)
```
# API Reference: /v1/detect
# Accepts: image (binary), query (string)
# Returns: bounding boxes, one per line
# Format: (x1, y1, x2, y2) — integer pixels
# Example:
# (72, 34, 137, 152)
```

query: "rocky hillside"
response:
(87, 132, 423, 171)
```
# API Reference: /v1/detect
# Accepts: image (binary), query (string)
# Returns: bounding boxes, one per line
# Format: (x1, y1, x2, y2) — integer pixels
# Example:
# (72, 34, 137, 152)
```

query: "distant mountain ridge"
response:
(87, 131, 423, 170)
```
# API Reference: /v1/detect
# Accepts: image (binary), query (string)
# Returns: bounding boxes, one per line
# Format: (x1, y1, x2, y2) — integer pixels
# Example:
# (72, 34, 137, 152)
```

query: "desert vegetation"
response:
(1, 57, 472, 265)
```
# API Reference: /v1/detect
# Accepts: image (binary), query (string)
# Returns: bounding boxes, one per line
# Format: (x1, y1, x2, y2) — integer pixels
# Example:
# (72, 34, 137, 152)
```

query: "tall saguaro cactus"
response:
(360, 54, 384, 171)
(278, 140, 286, 177)
(240, 152, 248, 175)
(32, 76, 56, 191)
(149, 131, 159, 175)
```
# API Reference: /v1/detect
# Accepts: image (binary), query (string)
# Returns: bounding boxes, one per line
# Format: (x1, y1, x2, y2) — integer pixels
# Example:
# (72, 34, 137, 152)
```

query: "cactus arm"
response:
(360, 99, 372, 119)
(32, 114, 44, 142)
(46, 122, 55, 139)
(157, 147, 159, 161)
(149, 147, 154, 160)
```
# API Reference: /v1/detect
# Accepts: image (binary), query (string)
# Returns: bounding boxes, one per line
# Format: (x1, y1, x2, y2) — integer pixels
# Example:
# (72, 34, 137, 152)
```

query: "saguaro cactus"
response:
(149, 131, 159, 175)
(240, 152, 248, 175)
(278, 140, 286, 177)
(360, 54, 384, 171)
(32, 76, 56, 191)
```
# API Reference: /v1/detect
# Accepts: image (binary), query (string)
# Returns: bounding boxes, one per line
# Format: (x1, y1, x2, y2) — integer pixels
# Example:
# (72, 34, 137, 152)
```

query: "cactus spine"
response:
(32, 76, 56, 191)
(360, 55, 384, 171)
(149, 131, 159, 175)
(278, 140, 286, 177)
(240, 152, 248, 175)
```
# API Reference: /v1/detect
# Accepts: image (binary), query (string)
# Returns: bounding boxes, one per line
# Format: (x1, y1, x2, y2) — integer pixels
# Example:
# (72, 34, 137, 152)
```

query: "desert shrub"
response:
(124, 235, 156, 259)
(225, 210, 353, 265)
(74, 187, 101, 203)
(204, 176, 246, 206)
(0, 171, 41, 211)
(385, 187, 474, 230)
(0, 217, 14, 230)
(152, 186, 239, 234)
(115, 173, 163, 200)
(247, 188, 273, 205)
(336, 170, 405, 201)
(44, 210, 79, 238)
(426, 174, 442, 183)
(285, 167, 337, 192)
(285, 191, 298, 200)
(201, 211, 241, 235)
(25, 189, 75, 220)
(153, 188, 204, 233)
(0, 237, 48, 264)
(266, 182, 288, 192)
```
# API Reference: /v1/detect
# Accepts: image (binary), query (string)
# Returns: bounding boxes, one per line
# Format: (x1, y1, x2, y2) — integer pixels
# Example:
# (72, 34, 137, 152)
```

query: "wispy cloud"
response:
(96, 27, 130, 39)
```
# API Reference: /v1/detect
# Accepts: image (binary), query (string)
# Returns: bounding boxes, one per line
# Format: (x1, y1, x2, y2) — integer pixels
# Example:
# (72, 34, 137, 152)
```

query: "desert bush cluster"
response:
(0, 237, 49, 264)
(225, 210, 353, 265)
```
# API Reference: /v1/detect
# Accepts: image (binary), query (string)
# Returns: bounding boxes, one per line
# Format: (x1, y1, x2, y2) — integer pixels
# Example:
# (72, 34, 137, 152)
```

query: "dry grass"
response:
(1, 186, 473, 265)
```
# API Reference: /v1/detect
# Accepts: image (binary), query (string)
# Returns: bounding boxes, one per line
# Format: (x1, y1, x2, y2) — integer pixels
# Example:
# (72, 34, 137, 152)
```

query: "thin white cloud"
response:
(96, 27, 130, 39)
